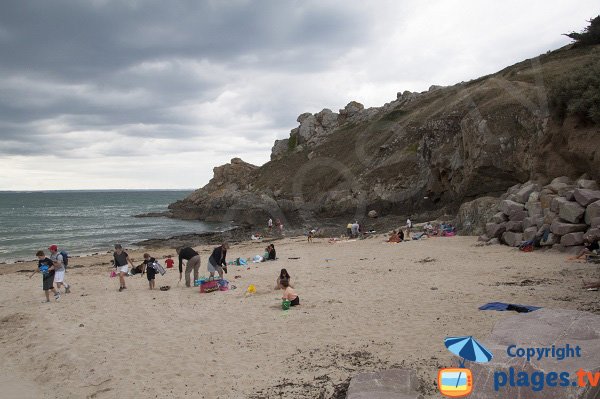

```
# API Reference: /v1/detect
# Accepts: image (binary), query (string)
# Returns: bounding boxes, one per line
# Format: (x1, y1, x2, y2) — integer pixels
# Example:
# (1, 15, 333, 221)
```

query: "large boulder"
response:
(502, 231, 523, 247)
(573, 188, 600, 207)
(586, 228, 600, 240)
(509, 210, 529, 222)
(455, 197, 501, 235)
(522, 217, 538, 230)
(561, 232, 585, 246)
(525, 201, 543, 218)
(576, 178, 599, 190)
(486, 223, 507, 239)
(592, 217, 600, 228)
(506, 221, 523, 233)
(523, 226, 538, 241)
(550, 197, 569, 213)
(514, 183, 538, 203)
(585, 200, 600, 224)
(346, 369, 420, 399)
(492, 212, 508, 224)
(558, 201, 586, 223)
(499, 200, 525, 216)
(550, 220, 588, 236)
(469, 309, 600, 399)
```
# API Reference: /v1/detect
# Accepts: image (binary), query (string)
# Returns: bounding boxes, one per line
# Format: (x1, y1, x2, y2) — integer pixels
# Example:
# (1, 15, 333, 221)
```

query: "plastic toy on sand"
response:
(247, 284, 256, 294)
(282, 300, 291, 310)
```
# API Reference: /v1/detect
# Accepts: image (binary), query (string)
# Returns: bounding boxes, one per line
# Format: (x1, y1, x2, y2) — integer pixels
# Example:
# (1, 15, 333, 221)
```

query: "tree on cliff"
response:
(564, 15, 600, 46)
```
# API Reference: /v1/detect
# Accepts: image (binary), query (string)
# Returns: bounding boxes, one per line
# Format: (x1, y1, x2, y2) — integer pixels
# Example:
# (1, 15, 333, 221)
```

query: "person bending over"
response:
(176, 246, 201, 287)
(208, 243, 229, 279)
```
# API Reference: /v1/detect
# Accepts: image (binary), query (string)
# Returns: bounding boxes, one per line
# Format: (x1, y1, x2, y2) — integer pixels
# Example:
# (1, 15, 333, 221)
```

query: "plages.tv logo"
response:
(438, 336, 493, 397)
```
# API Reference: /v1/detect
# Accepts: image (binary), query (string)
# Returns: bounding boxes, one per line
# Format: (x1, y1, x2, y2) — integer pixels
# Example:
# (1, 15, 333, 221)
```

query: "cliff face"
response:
(170, 45, 600, 227)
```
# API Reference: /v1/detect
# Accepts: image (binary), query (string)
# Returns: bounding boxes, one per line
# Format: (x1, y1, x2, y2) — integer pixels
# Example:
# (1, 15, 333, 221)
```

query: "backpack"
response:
(59, 250, 69, 268)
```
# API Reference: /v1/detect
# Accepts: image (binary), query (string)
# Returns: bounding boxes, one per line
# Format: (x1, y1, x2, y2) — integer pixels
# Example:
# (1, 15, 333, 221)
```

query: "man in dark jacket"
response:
(176, 246, 201, 287)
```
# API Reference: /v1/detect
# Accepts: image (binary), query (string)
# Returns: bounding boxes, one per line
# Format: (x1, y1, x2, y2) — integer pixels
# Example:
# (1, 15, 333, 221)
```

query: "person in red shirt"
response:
(165, 255, 175, 269)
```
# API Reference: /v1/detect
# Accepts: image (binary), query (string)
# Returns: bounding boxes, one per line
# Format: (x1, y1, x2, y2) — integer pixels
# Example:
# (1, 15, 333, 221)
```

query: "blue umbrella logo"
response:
(443, 336, 493, 393)
(445, 336, 493, 367)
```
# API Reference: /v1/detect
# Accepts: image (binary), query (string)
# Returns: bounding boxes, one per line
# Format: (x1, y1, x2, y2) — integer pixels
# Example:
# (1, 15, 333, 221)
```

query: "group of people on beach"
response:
(31, 240, 300, 307)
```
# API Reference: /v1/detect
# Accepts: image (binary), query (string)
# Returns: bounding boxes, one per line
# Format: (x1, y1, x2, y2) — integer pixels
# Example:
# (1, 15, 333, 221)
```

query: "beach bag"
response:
(519, 240, 534, 252)
(151, 261, 166, 276)
(200, 279, 219, 293)
(217, 279, 229, 291)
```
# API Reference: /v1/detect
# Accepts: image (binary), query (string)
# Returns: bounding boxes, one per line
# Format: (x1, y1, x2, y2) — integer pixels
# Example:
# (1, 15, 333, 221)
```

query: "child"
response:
(29, 250, 60, 302)
(140, 253, 157, 290)
(165, 255, 174, 269)
(281, 279, 299, 306)
(307, 229, 314, 243)
(276, 268, 292, 290)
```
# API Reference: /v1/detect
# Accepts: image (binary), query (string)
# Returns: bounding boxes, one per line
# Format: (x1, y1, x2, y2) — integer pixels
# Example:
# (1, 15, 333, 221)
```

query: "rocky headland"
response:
(168, 44, 600, 231)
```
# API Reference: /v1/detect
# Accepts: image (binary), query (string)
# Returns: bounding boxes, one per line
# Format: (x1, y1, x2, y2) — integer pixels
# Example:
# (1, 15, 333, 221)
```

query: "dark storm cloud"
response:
(0, 0, 370, 150)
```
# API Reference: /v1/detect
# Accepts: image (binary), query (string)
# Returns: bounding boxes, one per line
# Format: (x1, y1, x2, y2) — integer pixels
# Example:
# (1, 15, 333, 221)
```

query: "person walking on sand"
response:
(113, 244, 134, 292)
(268, 218, 273, 232)
(139, 253, 158, 290)
(30, 250, 61, 302)
(208, 243, 229, 279)
(48, 244, 71, 294)
(176, 246, 201, 287)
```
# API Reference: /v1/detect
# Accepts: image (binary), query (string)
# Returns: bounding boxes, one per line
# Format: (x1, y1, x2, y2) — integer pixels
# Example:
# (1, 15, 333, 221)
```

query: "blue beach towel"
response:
(479, 302, 541, 313)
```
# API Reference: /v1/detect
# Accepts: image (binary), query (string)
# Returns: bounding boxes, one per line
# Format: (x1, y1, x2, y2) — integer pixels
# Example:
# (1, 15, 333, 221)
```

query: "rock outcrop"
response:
(170, 45, 600, 227)
(469, 176, 600, 248)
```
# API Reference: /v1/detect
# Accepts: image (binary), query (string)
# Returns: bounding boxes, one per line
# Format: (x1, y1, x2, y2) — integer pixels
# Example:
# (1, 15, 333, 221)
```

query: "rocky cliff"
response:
(170, 44, 600, 227)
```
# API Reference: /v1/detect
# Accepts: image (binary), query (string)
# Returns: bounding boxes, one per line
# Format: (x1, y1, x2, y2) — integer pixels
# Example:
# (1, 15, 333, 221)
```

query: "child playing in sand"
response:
(165, 255, 174, 269)
(29, 250, 60, 302)
(275, 268, 293, 290)
(281, 279, 299, 306)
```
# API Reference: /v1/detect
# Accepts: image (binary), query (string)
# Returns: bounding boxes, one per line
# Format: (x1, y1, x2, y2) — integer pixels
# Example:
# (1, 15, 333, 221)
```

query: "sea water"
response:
(0, 190, 227, 263)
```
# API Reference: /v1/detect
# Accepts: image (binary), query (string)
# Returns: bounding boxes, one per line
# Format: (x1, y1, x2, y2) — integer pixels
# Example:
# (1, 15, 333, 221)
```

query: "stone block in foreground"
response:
(469, 309, 600, 399)
(346, 369, 420, 399)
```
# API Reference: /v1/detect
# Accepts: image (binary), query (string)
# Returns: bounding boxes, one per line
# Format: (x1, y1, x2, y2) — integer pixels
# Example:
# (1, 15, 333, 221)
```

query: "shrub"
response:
(550, 59, 600, 124)
(287, 133, 298, 152)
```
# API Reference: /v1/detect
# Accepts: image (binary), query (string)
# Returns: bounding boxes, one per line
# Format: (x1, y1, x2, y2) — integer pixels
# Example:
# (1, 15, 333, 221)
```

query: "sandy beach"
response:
(0, 235, 598, 399)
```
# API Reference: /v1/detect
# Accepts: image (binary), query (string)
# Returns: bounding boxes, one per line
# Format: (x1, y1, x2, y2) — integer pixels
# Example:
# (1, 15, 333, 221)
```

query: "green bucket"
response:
(282, 300, 291, 310)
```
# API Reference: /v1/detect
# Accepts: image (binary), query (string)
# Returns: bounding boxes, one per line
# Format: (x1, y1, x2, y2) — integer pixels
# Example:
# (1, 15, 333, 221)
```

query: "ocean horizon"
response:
(0, 189, 228, 264)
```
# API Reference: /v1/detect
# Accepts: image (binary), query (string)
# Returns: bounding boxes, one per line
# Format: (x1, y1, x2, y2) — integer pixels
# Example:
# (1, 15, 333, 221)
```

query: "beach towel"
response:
(412, 232, 426, 240)
(478, 302, 541, 313)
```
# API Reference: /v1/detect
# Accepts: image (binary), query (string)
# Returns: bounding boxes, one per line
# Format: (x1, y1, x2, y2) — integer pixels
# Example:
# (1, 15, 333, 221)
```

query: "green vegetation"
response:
(379, 108, 408, 122)
(550, 58, 600, 124)
(564, 16, 600, 46)
(287, 134, 298, 152)
(404, 142, 419, 154)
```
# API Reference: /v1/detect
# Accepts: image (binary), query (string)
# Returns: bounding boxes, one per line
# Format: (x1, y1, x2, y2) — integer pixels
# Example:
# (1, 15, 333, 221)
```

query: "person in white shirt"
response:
(406, 218, 412, 239)
(48, 244, 71, 294)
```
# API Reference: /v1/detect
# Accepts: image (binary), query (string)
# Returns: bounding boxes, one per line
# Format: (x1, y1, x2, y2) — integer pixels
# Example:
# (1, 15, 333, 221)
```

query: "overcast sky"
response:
(0, 0, 597, 190)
